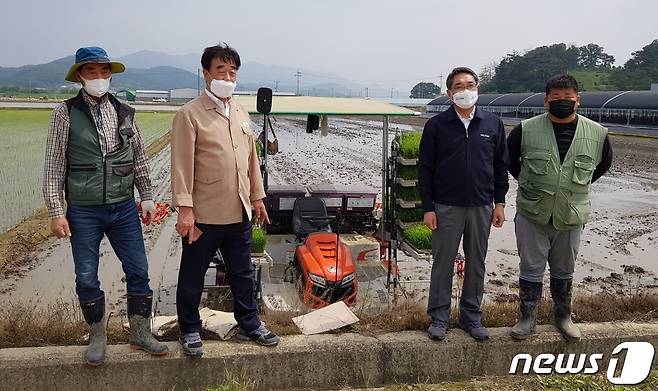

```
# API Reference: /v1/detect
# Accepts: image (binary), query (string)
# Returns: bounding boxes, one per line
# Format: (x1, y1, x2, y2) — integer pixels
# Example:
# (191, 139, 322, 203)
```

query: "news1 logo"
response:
(509, 342, 655, 385)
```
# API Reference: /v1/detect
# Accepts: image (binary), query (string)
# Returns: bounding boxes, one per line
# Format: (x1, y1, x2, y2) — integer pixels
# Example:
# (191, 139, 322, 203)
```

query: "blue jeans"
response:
(66, 199, 151, 302)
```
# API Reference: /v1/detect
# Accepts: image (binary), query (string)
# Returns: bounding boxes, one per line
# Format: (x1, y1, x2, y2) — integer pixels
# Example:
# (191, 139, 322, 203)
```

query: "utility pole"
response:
(390, 87, 394, 98)
(294, 70, 302, 95)
(274, 80, 279, 92)
(365, 87, 369, 98)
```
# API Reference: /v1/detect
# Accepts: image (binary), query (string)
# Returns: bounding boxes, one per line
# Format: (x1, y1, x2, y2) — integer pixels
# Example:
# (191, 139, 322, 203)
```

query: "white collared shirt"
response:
(205, 89, 231, 118)
(457, 106, 476, 130)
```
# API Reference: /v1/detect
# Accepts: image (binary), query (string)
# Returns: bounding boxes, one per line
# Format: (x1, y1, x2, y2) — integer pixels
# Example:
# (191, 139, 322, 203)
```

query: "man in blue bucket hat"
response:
(42, 46, 168, 365)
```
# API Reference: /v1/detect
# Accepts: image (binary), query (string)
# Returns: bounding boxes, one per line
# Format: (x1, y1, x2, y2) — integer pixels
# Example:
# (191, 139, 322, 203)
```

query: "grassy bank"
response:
(202, 371, 658, 391)
(379, 371, 658, 391)
(2, 293, 657, 349)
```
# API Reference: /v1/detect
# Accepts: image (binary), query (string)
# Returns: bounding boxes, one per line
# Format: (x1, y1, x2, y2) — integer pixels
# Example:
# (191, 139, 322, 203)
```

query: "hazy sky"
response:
(1, 0, 656, 91)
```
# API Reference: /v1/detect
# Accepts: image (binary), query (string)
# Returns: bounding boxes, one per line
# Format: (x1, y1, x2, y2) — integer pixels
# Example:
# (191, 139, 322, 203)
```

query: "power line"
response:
(294, 70, 302, 95)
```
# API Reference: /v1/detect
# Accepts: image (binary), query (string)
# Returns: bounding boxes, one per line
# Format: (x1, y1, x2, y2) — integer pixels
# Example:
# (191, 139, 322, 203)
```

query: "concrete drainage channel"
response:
(1, 322, 657, 391)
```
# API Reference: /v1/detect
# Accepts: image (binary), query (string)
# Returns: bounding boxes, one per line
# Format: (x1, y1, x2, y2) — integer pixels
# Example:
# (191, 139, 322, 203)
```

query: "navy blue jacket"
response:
(418, 105, 509, 212)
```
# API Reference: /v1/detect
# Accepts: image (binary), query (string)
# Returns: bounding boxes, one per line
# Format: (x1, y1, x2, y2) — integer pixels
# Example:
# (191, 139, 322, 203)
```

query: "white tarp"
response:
(199, 307, 239, 340)
(292, 301, 359, 335)
(122, 308, 239, 340)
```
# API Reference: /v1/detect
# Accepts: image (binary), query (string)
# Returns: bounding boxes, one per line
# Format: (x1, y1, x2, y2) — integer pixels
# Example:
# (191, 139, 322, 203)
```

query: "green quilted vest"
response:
(65, 91, 136, 206)
(516, 113, 607, 230)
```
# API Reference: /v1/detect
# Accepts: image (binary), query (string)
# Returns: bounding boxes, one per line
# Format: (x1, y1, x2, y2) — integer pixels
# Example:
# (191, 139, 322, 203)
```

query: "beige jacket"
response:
(171, 94, 265, 224)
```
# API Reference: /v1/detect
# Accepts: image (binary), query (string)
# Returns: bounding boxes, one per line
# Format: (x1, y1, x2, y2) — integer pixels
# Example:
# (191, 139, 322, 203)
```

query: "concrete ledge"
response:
(0, 333, 385, 391)
(380, 322, 658, 385)
(1, 322, 657, 390)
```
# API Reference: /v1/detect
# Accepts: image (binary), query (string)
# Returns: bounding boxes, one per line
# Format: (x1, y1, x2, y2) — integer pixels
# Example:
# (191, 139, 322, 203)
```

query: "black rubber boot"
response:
(127, 293, 169, 356)
(80, 295, 106, 366)
(511, 279, 543, 340)
(550, 278, 581, 341)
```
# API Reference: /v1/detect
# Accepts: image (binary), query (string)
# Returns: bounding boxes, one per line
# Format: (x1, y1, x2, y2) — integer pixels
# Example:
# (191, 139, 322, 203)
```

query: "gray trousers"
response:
(427, 203, 493, 324)
(514, 213, 582, 283)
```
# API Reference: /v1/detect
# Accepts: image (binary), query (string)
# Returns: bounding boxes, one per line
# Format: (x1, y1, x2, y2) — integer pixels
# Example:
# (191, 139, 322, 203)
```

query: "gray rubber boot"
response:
(80, 295, 106, 366)
(511, 279, 543, 340)
(550, 278, 582, 341)
(127, 293, 169, 356)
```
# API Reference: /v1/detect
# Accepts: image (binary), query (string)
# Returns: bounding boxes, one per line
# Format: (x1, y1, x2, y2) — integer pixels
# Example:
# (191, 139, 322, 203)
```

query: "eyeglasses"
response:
(451, 83, 478, 93)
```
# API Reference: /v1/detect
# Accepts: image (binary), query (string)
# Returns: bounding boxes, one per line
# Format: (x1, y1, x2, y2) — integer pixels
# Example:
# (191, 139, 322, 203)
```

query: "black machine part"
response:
(257, 88, 273, 191)
(257, 88, 272, 114)
(306, 114, 320, 133)
(292, 197, 331, 238)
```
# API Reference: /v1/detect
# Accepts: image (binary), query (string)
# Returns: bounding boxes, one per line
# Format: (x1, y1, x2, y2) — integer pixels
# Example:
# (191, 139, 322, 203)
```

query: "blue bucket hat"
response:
(65, 47, 125, 82)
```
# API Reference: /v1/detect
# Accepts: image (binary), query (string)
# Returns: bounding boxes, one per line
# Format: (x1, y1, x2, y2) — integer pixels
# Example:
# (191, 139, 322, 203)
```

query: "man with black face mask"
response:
(507, 74, 612, 341)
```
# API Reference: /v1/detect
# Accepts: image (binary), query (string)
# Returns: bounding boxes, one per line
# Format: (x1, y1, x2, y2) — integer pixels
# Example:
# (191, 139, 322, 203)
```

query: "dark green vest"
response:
(516, 113, 607, 230)
(65, 91, 136, 206)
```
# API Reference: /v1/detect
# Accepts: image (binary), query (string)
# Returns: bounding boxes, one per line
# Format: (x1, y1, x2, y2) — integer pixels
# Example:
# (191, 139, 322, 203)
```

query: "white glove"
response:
(141, 200, 156, 225)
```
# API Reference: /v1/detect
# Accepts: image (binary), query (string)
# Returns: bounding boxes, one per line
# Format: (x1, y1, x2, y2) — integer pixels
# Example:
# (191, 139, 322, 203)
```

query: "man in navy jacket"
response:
(418, 67, 509, 341)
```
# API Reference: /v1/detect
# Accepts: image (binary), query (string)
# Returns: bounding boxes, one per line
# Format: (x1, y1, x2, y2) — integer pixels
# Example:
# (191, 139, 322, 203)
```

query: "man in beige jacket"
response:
(171, 43, 279, 357)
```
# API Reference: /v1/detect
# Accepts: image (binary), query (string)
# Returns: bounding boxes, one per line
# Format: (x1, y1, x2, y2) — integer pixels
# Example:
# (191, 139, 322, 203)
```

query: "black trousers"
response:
(176, 212, 260, 334)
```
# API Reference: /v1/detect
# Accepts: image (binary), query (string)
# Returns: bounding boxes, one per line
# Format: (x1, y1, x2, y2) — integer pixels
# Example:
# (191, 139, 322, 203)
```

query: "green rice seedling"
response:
(398, 132, 422, 159)
(0, 109, 175, 232)
(398, 165, 418, 180)
(0, 110, 51, 232)
(403, 223, 432, 250)
(255, 139, 263, 157)
(399, 187, 421, 202)
(135, 112, 175, 146)
(396, 207, 424, 223)
(252, 226, 267, 254)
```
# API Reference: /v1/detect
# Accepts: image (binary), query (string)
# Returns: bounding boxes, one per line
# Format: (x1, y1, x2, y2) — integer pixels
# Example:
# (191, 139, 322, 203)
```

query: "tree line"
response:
(409, 39, 658, 97)
(480, 40, 658, 93)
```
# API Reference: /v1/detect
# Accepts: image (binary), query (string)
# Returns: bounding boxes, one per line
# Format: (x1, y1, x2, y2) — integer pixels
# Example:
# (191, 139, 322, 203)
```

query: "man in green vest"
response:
(507, 74, 613, 341)
(42, 47, 168, 365)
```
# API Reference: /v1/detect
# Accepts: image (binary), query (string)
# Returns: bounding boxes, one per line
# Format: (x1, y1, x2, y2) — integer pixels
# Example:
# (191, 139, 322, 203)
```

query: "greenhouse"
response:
(427, 91, 658, 126)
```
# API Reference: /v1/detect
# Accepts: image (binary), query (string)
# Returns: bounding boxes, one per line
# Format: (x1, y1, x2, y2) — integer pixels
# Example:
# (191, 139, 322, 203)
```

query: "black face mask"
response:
(548, 99, 576, 119)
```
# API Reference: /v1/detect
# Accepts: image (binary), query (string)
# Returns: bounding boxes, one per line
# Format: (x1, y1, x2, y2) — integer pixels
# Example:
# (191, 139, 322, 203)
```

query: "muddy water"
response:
(0, 222, 180, 315)
(2, 119, 658, 313)
(0, 145, 181, 314)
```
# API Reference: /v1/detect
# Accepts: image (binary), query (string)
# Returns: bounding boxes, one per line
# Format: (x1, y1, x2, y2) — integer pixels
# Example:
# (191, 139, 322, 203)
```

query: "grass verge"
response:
(201, 370, 658, 391)
(2, 293, 657, 349)
(381, 371, 658, 391)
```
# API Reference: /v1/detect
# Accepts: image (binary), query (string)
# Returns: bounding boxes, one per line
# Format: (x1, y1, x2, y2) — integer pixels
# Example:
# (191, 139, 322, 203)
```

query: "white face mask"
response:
(80, 77, 111, 97)
(210, 79, 236, 98)
(452, 89, 478, 109)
